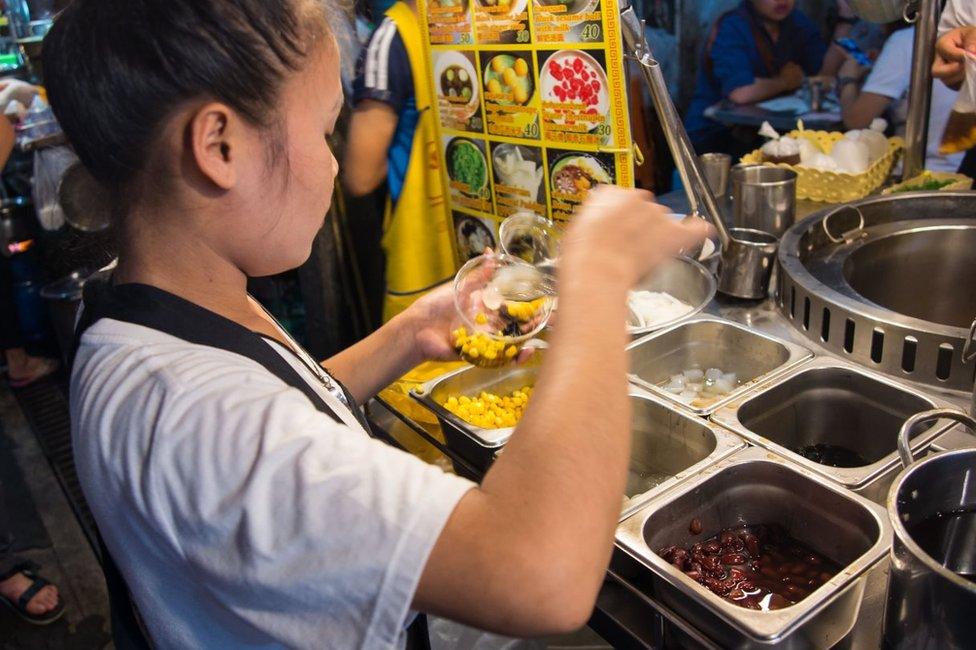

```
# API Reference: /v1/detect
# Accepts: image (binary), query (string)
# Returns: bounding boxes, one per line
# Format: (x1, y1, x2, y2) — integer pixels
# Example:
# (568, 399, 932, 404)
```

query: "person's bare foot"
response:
(0, 572, 60, 616)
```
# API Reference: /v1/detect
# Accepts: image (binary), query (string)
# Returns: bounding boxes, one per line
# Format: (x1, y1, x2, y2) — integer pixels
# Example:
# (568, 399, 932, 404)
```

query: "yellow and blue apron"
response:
(381, 2, 457, 322)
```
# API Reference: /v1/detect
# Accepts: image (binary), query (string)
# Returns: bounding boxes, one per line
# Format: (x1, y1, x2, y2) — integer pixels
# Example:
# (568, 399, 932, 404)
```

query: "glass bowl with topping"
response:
(452, 253, 554, 368)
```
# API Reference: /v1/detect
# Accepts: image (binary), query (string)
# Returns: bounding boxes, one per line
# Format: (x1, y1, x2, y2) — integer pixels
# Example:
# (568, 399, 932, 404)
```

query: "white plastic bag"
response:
(940, 55, 976, 155)
(427, 618, 544, 650)
(32, 145, 77, 231)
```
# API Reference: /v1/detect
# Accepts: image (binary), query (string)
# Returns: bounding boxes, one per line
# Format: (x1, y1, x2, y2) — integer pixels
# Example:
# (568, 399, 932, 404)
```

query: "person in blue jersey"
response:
(344, 0, 457, 322)
(685, 0, 829, 158)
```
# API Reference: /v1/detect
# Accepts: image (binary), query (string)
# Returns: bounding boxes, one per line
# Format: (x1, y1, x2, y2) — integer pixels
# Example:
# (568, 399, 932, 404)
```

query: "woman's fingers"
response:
(937, 27, 976, 64)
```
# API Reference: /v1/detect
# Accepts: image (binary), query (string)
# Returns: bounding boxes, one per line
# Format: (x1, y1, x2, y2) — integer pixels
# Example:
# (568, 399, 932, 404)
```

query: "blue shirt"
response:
(352, 17, 416, 205)
(684, 1, 827, 141)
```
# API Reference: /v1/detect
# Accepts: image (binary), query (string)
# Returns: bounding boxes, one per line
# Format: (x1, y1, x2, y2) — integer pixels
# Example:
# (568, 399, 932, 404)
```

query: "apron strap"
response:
(73, 277, 355, 422)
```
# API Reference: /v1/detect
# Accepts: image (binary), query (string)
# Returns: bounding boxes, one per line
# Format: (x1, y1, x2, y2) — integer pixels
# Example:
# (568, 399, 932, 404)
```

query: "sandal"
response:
(0, 566, 66, 626)
(8, 357, 60, 388)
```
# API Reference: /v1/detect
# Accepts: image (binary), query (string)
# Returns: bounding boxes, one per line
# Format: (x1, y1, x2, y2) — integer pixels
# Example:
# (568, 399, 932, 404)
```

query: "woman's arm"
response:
(323, 294, 444, 403)
(838, 57, 889, 128)
(414, 188, 710, 636)
(0, 117, 15, 168)
(728, 63, 803, 104)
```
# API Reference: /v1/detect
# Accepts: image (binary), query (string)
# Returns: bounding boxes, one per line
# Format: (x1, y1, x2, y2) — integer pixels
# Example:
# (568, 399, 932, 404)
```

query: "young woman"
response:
(44, 1, 707, 647)
(685, 0, 828, 157)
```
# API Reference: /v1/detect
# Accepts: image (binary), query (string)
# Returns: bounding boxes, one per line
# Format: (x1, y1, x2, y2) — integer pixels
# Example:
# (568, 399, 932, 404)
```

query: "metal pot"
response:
(883, 409, 976, 649)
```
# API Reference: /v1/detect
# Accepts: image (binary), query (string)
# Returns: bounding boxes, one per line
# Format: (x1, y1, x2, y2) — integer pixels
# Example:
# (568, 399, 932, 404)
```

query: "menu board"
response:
(419, 0, 635, 263)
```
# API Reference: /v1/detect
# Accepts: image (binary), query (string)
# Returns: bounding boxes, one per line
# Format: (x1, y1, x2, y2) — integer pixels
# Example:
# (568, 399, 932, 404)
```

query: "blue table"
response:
(705, 100, 843, 133)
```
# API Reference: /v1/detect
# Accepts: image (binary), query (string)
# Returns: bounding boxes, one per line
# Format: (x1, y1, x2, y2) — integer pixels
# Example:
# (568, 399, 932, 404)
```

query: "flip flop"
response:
(0, 567, 66, 626)
(8, 358, 60, 388)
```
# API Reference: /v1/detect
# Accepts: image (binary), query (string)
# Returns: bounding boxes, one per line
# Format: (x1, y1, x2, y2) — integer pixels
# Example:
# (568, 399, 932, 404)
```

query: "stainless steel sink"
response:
(711, 358, 955, 502)
(777, 192, 976, 390)
(628, 317, 811, 416)
(616, 448, 892, 649)
(622, 390, 743, 518)
(843, 226, 976, 329)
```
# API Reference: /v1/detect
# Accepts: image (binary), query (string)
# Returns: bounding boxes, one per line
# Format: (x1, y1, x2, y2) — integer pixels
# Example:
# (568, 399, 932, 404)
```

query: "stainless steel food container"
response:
(621, 388, 744, 519)
(411, 364, 535, 474)
(615, 448, 892, 649)
(627, 316, 811, 416)
(710, 358, 956, 503)
(628, 256, 717, 336)
(412, 368, 743, 518)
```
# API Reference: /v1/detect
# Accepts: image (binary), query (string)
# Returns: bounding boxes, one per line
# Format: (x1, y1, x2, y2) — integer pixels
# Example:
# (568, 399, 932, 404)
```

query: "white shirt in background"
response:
(71, 318, 474, 649)
(939, 0, 976, 36)
(862, 27, 965, 173)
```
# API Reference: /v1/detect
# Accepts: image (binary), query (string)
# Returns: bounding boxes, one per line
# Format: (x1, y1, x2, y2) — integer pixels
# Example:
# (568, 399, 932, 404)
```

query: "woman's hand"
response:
(934, 26, 976, 87)
(402, 282, 461, 363)
(777, 63, 805, 93)
(560, 186, 711, 288)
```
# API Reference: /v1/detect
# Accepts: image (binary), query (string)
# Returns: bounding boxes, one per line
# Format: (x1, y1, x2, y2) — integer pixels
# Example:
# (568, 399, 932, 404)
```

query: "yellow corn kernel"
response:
(475, 312, 488, 325)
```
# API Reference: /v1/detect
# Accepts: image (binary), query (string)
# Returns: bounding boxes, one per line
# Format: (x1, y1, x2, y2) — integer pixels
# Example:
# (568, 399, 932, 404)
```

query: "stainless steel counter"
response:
(366, 196, 976, 647)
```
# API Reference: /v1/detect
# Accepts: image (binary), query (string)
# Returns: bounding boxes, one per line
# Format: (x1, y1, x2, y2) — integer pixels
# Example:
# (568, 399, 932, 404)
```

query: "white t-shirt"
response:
(939, 0, 976, 36)
(70, 317, 474, 649)
(862, 27, 965, 173)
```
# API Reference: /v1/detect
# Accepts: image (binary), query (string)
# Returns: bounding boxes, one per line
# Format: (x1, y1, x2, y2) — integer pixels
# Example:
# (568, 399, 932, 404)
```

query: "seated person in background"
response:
(839, 23, 964, 173)
(685, 0, 828, 158)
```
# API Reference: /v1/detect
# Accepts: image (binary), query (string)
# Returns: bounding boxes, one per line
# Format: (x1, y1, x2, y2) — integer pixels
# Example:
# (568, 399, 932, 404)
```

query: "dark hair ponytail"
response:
(43, 0, 328, 202)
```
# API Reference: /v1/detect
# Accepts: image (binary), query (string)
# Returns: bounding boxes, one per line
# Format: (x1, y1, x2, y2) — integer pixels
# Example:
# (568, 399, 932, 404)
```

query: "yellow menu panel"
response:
(420, 0, 635, 264)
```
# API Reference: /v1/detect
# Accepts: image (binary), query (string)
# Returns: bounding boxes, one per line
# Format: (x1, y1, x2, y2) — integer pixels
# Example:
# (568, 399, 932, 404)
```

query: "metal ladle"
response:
(618, 1, 778, 300)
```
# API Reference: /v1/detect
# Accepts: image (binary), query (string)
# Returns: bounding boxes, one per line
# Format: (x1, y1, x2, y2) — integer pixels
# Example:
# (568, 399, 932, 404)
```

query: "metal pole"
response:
(618, 0, 731, 249)
(903, 0, 939, 180)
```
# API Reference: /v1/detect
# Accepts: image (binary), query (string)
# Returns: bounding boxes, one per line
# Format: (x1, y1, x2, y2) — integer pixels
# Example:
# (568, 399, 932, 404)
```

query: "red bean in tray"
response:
(658, 523, 841, 611)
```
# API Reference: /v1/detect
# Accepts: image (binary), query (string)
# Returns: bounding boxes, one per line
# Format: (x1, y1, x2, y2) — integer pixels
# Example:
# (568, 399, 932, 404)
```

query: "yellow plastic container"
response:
(741, 131, 904, 203)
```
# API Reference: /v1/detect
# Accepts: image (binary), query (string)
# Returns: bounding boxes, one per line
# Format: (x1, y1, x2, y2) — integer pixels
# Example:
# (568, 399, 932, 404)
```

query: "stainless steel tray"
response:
(710, 357, 956, 503)
(628, 316, 811, 416)
(615, 448, 892, 649)
(621, 388, 744, 519)
(412, 366, 743, 518)
(411, 364, 536, 472)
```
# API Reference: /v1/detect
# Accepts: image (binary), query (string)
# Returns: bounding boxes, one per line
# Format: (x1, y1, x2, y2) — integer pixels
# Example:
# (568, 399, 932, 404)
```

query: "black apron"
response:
(72, 277, 430, 650)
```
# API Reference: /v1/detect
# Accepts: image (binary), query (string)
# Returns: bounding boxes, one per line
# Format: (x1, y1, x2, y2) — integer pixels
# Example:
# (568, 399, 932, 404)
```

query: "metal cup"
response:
(699, 153, 731, 199)
(731, 166, 797, 238)
(806, 78, 825, 112)
(717, 228, 779, 300)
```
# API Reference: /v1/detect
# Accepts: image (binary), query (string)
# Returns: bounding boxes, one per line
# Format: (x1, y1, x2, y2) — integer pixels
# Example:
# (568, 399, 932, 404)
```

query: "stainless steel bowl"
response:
(628, 256, 717, 336)
(628, 316, 811, 416)
(615, 448, 892, 649)
(710, 358, 956, 502)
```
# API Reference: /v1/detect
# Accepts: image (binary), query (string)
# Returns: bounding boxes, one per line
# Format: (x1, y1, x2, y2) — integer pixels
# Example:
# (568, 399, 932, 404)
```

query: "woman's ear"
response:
(189, 103, 236, 190)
